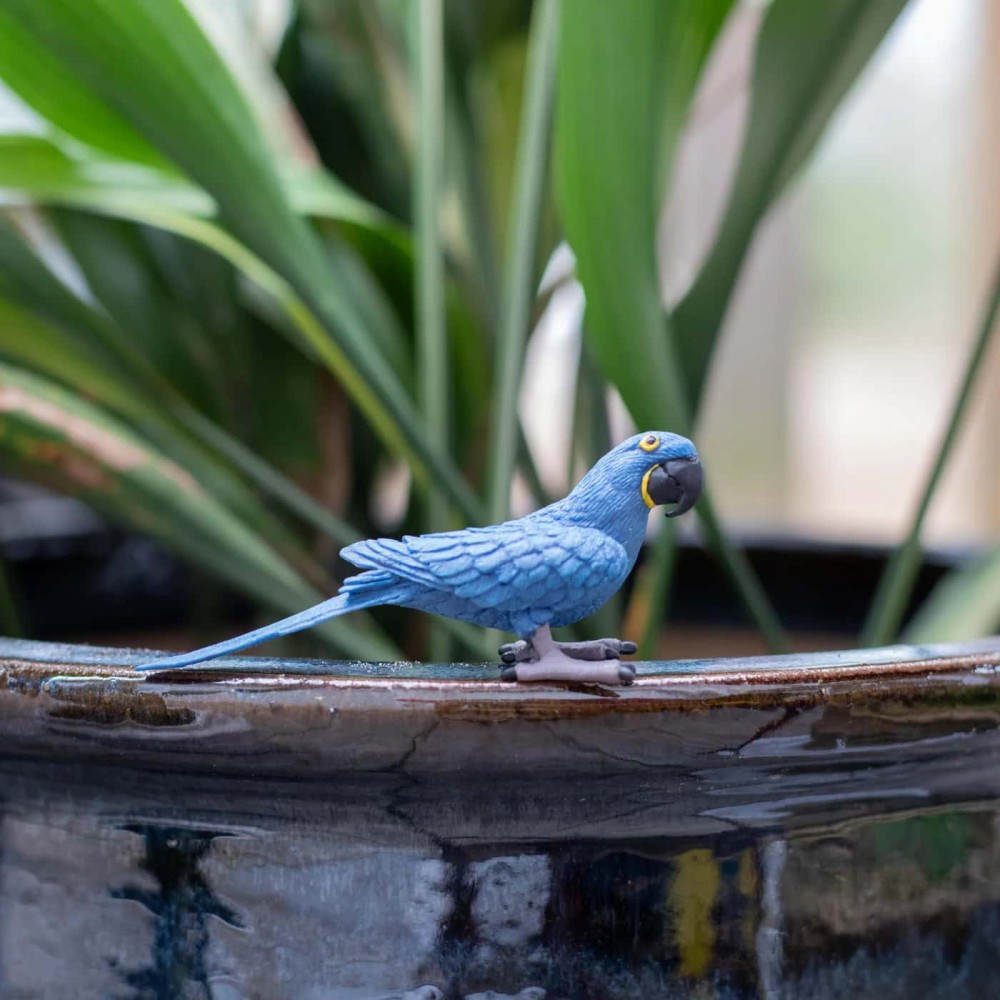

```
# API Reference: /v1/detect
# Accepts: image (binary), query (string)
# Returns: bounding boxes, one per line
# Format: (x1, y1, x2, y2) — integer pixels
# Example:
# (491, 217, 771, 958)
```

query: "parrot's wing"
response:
(343, 524, 630, 610)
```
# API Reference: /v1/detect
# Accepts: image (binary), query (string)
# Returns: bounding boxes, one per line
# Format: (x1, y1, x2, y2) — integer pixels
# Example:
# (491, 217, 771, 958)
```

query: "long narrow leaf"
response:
(413, 0, 450, 524)
(634, 523, 679, 657)
(52, 209, 232, 418)
(413, 0, 451, 660)
(0, 135, 400, 233)
(905, 551, 1000, 645)
(673, 0, 909, 405)
(0, 297, 341, 584)
(1, 0, 311, 278)
(0, 293, 387, 664)
(0, 11, 164, 166)
(487, 0, 560, 524)
(556, 1, 692, 432)
(444, 57, 503, 336)
(20, 189, 481, 521)
(555, 0, 787, 650)
(892, 256, 1000, 644)
(0, 134, 413, 392)
(175, 407, 362, 551)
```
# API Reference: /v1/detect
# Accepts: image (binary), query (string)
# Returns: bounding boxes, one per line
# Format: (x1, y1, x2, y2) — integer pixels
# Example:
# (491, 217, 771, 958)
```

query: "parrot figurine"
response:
(136, 432, 703, 685)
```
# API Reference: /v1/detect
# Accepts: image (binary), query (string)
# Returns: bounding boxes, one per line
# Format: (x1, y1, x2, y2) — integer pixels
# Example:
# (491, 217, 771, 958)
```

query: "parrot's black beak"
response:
(647, 456, 704, 517)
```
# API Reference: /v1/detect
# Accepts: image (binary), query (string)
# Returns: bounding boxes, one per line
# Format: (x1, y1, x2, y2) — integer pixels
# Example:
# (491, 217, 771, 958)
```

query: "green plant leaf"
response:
(0, 133, 413, 394)
(1, 0, 481, 522)
(673, 0, 910, 405)
(904, 550, 1000, 645)
(51, 210, 233, 418)
(0, 135, 400, 233)
(413, 0, 450, 659)
(0, 298, 158, 431)
(487, 0, 559, 524)
(0, 292, 344, 582)
(0, 362, 398, 659)
(553, 0, 790, 651)
(0, 0, 307, 275)
(0, 10, 165, 166)
(0, 218, 361, 559)
(0, 212, 154, 388)
(3, 154, 478, 517)
(413, 0, 450, 521)
(556, 0, 709, 433)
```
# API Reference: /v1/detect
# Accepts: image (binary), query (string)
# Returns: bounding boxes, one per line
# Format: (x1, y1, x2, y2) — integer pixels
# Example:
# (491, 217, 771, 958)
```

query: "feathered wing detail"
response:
(134, 571, 401, 671)
(344, 524, 631, 614)
(343, 536, 448, 589)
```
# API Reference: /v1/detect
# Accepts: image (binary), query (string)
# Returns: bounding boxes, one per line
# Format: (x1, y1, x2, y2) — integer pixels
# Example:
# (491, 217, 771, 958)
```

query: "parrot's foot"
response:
(499, 625, 635, 686)
(499, 637, 637, 664)
(501, 654, 634, 686)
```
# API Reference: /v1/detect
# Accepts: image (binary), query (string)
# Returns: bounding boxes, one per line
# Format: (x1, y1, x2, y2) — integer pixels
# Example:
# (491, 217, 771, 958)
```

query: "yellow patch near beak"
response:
(641, 465, 657, 509)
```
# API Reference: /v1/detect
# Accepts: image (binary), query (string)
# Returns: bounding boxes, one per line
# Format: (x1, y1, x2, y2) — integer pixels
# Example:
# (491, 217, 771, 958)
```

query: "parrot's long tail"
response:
(134, 571, 401, 672)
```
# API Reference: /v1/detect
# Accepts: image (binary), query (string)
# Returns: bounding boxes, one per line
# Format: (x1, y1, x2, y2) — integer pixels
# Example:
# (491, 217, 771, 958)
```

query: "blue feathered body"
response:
(345, 514, 638, 635)
(137, 432, 696, 670)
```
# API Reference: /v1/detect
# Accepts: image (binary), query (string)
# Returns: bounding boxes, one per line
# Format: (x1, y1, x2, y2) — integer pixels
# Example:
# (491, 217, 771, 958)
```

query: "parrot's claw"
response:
(498, 637, 637, 664)
(499, 641, 526, 664)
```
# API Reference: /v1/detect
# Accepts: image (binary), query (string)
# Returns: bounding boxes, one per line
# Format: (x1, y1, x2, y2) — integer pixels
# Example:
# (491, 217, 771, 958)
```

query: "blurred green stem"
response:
(646, 338, 790, 652)
(862, 252, 1000, 647)
(697, 493, 788, 651)
(487, 0, 560, 523)
(566, 345, 615, 640)
(414, 0, 449, 516)
(447, 69, 502, 336)
(414, 0, 450, 659)
(176, 404, 361, 548)
(638, 522, 678, 658)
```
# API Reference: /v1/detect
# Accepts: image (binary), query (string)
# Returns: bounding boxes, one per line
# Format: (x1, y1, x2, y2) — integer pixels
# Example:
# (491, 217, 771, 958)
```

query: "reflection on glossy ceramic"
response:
(2, 751, 1000, 1000)
(6, 636, 1000, 998)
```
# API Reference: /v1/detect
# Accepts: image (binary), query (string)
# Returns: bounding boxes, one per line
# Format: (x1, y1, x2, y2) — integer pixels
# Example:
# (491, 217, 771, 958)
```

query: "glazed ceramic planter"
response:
(3, 635, 1000, 776)
(2, 636, 1000, 998)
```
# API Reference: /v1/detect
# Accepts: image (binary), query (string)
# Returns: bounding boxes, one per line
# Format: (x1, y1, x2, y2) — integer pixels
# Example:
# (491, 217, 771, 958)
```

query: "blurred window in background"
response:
(683, 0, 996, 550)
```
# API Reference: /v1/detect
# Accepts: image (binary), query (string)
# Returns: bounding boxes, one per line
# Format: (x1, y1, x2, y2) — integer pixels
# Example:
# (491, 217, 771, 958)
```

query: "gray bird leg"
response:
(500, 625, 635, 685)
(499, 637, 637, 663)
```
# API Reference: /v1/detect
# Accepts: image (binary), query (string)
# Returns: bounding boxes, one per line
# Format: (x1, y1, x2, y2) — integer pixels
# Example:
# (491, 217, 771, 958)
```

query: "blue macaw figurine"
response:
(136, 432, 703, 685)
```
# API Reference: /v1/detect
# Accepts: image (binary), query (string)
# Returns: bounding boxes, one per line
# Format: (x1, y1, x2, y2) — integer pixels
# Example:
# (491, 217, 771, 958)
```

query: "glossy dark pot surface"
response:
(3, 636, 1000, 998)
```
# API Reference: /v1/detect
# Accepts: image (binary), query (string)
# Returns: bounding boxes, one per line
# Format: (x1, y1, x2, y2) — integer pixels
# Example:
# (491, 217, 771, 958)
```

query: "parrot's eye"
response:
(639, 434, 659, 452)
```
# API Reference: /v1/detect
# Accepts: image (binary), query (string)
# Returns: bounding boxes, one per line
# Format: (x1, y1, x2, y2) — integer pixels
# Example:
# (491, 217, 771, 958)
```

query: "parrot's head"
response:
(611, 431, 704, 518)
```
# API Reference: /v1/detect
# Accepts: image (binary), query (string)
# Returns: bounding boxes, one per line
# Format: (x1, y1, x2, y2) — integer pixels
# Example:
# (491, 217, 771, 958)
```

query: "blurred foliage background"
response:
(0, 0, 996, 661)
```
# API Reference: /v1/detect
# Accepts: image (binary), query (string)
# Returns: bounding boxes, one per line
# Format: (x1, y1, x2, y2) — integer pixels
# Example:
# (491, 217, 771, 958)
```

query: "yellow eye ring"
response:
(639, 434, 659, 452)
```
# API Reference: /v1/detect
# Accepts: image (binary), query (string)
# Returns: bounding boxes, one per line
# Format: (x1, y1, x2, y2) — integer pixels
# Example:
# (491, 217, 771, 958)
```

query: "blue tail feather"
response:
(134, 574, 395, 671)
